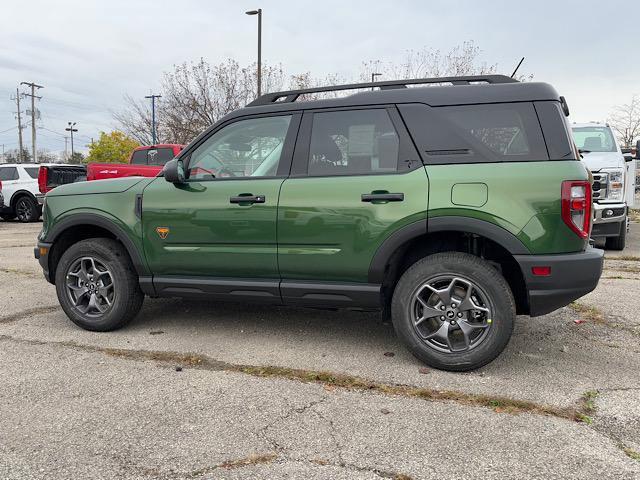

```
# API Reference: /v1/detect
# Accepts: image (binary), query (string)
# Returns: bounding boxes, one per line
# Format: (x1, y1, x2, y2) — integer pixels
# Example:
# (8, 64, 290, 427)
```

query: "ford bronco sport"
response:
(35, 75, 603, 371)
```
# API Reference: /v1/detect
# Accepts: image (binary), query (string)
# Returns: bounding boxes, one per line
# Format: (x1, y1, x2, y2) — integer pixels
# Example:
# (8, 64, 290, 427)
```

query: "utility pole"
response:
(14, 88, 25, 163)
(245, 8, 262, 97)
(145, 94, 161, 145)
(371, 72, 381, 91)
(21, 82, 43, 163)
(64, 136, 68, 160)
(65, 122, 77, 161)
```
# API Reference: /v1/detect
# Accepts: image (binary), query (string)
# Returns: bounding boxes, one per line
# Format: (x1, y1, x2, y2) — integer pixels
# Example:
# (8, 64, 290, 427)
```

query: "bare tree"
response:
(608, 95, 640, 147)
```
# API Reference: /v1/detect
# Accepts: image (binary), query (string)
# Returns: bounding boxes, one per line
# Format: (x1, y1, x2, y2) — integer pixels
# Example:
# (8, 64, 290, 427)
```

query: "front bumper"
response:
(591, 202, 626, 238)
(34, 241, 53, 283)
(36, 194, 45, 206)
(514, 247, 604, 317)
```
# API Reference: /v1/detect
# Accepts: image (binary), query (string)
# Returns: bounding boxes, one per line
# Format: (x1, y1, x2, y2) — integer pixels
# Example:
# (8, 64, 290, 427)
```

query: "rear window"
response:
(130, 150, 148, 165)
(147, 147, 175, 166)
(399, 102, 548, 164)
(24, 167, 40, 179)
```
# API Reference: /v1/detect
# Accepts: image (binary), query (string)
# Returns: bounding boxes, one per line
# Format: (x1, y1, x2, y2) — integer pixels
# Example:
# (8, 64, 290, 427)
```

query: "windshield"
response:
(572, 126, 617, 153)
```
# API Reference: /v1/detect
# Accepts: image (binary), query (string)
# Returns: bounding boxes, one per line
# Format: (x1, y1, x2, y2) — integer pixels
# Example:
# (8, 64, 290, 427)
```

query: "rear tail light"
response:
(561, 180, 591, 238)
(38, 167, 48, 194)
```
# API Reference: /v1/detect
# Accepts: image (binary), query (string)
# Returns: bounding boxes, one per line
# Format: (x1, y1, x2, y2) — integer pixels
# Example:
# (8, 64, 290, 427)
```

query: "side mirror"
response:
(623, 153, 633, 162)
(163, 158, 185, 183)
(635, 140, 640, 159)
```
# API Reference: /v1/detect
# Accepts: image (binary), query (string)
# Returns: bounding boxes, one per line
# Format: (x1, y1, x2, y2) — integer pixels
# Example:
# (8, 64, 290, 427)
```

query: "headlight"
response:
(604, 169, 624, 201)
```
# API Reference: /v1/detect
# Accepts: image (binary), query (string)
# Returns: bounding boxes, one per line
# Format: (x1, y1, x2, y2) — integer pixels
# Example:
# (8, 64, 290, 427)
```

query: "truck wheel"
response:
(391, 252, 515, 372)
(605, 222, 627, 251)
(15, 196, 39, 222)
(55, 238, 144, 331)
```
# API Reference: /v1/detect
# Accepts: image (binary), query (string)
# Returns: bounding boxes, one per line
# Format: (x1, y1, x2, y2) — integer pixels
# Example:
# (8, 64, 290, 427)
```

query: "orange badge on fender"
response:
(156, 227, 170, 240)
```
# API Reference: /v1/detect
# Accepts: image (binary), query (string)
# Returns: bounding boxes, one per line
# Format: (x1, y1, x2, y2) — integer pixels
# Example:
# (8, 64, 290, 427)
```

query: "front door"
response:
(142, 113, 300, 291)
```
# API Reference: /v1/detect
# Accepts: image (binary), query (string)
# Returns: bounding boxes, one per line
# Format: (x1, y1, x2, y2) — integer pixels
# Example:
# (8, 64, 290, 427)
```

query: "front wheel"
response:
(55, 238, 144, 331)
(391, 252, 515, 371)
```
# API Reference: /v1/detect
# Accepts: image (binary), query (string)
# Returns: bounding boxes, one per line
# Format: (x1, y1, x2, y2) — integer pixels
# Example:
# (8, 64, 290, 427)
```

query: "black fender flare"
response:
(10, 189, 39, 208)
(368, 216, 530, 283)
(46, 213, 148, 276)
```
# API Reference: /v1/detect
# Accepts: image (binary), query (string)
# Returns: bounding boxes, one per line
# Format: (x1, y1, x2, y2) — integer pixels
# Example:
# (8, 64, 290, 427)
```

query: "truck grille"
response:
(591, 172, 608, 200)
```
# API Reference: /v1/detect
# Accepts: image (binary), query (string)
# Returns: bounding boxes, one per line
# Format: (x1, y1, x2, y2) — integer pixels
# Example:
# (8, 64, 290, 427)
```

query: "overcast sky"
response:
(1, 0, 639, 154)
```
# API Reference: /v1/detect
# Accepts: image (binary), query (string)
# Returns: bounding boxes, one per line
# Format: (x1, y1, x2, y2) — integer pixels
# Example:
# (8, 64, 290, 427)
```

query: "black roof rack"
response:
(247, 74, 518, 107)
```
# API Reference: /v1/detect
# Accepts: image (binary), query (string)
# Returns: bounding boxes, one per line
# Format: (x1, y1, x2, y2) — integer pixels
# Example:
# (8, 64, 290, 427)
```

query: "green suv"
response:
(35, 75, 604, 371)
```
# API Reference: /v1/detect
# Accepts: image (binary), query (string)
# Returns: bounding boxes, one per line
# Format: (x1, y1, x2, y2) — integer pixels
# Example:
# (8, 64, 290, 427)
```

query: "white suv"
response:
(0, 163, 44, 222)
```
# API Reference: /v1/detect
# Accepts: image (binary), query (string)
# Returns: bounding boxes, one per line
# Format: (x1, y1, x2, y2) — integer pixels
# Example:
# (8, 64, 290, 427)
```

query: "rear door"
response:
(0, 166, 20, 204)
(277, 106, 429, 305)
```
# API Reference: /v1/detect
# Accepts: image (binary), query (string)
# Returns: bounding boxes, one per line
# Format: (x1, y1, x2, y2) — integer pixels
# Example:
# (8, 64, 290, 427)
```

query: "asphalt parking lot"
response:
(1, 219, 639, 479)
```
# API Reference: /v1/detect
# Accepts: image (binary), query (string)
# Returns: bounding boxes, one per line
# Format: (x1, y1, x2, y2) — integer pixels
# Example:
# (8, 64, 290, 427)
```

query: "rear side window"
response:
(24, 167, 40, 179)
(534, 101, 576, 159)
(0, 167, 19, 181)
(307, 109, 399, 176)
(147, 147, 175, 166)
(130, 150, 148, 165)
(399, 102, 548, 164)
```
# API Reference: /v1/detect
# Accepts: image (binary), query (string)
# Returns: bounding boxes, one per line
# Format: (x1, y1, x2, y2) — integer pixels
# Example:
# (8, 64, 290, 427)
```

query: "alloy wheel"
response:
(65, 257, 115, 317)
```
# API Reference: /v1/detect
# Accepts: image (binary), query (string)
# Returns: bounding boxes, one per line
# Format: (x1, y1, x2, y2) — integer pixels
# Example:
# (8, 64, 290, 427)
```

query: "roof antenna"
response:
(510, 57, 525, 78)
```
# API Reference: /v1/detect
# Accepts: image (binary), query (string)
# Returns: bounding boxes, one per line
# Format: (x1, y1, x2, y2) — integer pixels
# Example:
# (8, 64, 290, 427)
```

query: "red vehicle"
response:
(86, 144, 184, 181)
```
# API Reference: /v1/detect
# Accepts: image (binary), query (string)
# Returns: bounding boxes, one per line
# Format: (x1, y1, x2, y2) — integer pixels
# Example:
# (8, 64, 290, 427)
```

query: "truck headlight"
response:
(604, 169, 624, 201)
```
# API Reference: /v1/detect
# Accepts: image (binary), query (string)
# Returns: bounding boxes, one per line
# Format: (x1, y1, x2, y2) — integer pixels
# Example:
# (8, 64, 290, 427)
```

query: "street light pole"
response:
(371, 72, 382, 91)
(246, 8, 262, 97)
(145, 94, 161, 145)
(65, 122, 77, 161)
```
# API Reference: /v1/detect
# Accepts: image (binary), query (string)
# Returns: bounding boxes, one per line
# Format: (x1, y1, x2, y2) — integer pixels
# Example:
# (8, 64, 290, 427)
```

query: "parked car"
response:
(0, 180, 4, 210)
(35, 75, 603, 371)
(38, 164, 87, 194)
(0, 163, 46, 222)
(86, 144, 184, 181)
(571, 123, 636, 250)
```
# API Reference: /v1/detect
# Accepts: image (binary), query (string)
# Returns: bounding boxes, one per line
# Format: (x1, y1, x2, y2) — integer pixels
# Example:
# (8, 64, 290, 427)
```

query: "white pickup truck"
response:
(571, 123, 637, 250)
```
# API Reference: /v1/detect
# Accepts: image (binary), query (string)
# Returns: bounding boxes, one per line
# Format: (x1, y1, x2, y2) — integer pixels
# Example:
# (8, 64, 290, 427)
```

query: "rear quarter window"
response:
(24, 167, 40, 179)
(534, 101, 576, 160)
(399, 102, 549, 164)
(0, 167, 19, 181)
(130, 150, 148, 165)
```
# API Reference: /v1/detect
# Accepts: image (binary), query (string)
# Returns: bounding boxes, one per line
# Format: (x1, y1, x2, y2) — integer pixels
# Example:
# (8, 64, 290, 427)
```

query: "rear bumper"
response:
(34, 241, 53, 283)
(514, 247, 604, 317)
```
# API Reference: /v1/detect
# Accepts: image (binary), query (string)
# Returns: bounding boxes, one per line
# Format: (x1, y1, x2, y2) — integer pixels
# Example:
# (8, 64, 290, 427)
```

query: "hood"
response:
(47, 176, 148, 196)
(580, 152, 624, 172)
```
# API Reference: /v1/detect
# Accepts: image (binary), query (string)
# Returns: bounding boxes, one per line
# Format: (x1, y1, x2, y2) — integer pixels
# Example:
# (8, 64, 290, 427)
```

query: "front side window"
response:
(24, 167, 40, 179)
(187, 115, 292, 180)
(0, 167, 18, 181)
(571, 126, 617, 153)
(308, 109, 399, 176)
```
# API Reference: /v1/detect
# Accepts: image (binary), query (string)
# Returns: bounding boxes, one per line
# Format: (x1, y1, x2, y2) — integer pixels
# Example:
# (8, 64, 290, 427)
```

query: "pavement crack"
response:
(0, 305, 59, 324)
(0, 334, 590, 423)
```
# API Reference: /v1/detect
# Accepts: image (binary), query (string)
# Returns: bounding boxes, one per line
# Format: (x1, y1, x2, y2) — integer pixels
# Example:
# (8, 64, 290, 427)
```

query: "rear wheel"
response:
(391, 252, 515, 371)
(55, 238, 144, 331)
(605, 221, 627, 251)
(15, 196, 39, 222)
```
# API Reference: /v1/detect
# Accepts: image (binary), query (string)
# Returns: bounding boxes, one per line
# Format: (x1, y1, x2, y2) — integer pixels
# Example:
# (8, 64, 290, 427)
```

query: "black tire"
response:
(0, 214, 16, 221)
(55, 238, 144, 331)
(14, 195, 39, 222)
(605, 221, 626, 251)
(391, 252, 515, 372)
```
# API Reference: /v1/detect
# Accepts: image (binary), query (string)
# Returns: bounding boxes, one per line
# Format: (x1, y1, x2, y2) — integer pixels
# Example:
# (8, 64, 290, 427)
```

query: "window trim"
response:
(290, 105, 421, 178)
(180, 111, 301, 183)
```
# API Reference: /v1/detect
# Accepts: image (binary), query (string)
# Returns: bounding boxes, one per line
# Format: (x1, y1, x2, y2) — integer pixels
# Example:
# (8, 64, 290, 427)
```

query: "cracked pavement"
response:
(0, 220, 639, 479)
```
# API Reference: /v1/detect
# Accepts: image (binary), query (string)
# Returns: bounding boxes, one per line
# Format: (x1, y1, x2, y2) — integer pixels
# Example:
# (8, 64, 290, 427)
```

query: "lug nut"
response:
(457, 312, 463, 317)
(451, 303, 457, 308)
(440, 316, 445, 320)
(440, 305, 446, 310)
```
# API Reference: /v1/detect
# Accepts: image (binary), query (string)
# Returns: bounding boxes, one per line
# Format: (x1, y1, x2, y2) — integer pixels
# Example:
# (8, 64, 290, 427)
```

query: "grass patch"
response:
(628, 209, 640, 222)
(569, 302, 605, 324)
(623, 446, 640, 462)
(608, 255, 640, 262)
(186, 453, 277, 477)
